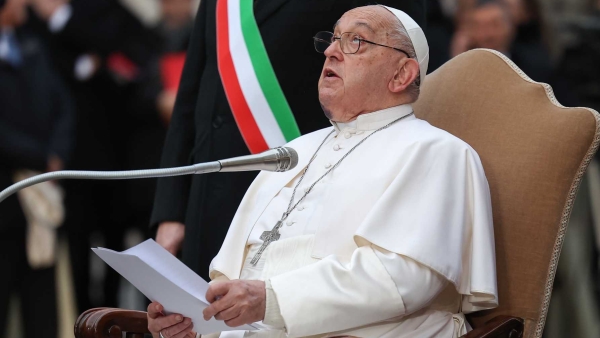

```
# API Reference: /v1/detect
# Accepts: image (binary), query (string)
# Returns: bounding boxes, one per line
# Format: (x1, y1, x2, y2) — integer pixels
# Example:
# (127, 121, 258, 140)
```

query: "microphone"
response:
(0, 147, 298, 204)
(220, 146, 298, 172)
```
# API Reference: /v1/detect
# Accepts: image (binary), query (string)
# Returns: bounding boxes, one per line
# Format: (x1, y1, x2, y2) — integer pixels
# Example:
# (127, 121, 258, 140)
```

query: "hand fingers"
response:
(224, 314, 245, 328)
(205, 282, 231, 303)
(163, 318, 193, 338)
(204, 282, 235, 320)
(147, 302, 164, 319)
(149, 314, 184, 333)
(214, 304, 241, 322)
(203, 297, 235, 321)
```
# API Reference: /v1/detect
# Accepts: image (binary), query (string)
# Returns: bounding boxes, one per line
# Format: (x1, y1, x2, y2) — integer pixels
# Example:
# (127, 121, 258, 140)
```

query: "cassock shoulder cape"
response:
(210, 115, 498, 312)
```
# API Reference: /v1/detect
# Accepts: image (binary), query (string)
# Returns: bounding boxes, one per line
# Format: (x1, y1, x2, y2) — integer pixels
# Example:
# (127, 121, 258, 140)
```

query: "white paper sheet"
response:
(92, 239, 257, 335)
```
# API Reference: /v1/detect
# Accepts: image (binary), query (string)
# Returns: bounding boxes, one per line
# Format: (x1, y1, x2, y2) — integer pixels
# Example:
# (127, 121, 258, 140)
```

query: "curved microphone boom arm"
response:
(0, 147, 298, 204)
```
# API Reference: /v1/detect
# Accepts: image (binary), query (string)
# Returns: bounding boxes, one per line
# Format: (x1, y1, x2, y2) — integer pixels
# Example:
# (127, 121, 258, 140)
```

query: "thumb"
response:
(147, 303, 164, 319)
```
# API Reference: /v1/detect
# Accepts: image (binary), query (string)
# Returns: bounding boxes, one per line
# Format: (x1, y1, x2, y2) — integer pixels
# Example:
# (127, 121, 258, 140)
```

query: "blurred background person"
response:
(451, 0, 552, 82)
(29, 0, 164, 313)
(0, 0, 74, 337)
(504, 0, 546, 45)
(151, 0, 195, 126)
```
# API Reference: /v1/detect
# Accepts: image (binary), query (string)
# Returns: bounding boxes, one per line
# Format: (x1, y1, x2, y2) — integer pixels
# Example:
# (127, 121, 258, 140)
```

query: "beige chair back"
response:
(413, 49, 600, 338)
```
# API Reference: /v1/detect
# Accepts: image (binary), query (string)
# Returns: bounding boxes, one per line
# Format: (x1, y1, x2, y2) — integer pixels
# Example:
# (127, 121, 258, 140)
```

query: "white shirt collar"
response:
(330, 104, 414, 132)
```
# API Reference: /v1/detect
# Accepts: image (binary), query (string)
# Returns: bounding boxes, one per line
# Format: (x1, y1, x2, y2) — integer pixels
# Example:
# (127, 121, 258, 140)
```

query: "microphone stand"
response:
(0, 162, 222, 204)
(0, 147, 298, 204)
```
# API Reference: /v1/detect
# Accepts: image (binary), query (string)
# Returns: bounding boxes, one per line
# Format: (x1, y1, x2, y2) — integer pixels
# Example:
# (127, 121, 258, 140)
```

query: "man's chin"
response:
(318, 86, 339, 101)
(319, 102, 334, 120)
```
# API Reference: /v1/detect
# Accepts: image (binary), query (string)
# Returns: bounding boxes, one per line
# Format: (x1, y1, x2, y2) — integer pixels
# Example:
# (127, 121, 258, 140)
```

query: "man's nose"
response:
(324, 39, 343, 61)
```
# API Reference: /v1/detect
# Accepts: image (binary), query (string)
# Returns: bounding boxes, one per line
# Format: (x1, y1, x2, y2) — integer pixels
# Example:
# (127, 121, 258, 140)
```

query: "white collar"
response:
(330, 104, 414, 132)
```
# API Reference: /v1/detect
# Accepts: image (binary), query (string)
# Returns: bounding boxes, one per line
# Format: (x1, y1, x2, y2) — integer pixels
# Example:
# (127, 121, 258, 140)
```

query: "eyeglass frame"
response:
(313, 31, 411, 58)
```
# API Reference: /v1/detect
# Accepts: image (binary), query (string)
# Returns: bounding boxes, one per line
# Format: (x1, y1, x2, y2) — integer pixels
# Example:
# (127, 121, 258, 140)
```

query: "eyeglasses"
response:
(313, 31, 411, 57)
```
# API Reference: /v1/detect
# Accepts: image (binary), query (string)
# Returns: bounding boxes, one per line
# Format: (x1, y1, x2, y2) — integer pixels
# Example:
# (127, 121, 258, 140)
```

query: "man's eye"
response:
(351, 35, 361, 43)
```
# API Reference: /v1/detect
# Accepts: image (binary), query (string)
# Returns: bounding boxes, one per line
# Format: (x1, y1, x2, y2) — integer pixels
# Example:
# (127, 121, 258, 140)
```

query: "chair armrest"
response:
(461, 315, 524, 338)
(74, 309, 523, 338)
(75, 308, 149, 338)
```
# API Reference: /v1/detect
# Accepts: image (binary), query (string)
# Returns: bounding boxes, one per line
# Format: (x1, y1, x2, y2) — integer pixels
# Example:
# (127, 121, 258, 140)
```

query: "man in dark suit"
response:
(152, 0, 426, 280)
(0, 0, 74, 336)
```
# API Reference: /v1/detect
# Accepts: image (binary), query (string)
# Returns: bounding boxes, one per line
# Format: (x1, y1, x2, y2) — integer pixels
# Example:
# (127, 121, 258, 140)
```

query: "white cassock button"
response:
(356, 130, 364, 135)
(286, 220, 295, 226)
(324, 163, 332, 169)
(297, 205, 305, 211)
(304, 187, 310, 193)
(344, 132, 352, 139)
(333, 144, 341, 151)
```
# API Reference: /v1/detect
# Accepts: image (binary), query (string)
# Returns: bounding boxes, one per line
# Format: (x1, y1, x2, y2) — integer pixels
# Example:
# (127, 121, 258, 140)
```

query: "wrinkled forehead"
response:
(333, 6, 397, 36)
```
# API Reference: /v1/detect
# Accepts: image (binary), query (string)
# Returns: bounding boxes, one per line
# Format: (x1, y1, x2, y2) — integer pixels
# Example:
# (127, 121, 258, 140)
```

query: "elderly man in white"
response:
(147, 4, 498, 338)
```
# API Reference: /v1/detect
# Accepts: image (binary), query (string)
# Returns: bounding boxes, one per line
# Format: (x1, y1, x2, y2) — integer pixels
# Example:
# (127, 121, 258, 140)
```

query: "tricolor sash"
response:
(217, 0, 301, 154)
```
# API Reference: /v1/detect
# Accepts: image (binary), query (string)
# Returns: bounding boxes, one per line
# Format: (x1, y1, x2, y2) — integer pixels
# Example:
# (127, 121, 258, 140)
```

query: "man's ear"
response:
(388, 58, 419, 93)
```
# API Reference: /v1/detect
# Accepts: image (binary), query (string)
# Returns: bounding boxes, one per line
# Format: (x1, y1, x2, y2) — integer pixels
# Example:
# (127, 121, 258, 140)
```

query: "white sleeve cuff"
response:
(48, 4, 73, 33)
(263, 280, 285, 329)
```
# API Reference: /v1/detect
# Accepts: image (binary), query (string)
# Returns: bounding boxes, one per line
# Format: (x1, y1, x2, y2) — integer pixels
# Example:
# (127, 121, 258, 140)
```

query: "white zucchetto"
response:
(381, 6, 429, 85)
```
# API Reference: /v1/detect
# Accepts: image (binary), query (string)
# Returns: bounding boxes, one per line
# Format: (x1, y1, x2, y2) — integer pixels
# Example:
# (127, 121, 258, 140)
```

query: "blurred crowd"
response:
(0, 0, 599, 337)
(426, 0, 600, 109)
(0, 0, 195, 337)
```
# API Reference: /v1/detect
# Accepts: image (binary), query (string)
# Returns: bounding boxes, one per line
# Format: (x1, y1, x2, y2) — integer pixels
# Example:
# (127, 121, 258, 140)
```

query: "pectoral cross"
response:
(250, 221, 283, 265)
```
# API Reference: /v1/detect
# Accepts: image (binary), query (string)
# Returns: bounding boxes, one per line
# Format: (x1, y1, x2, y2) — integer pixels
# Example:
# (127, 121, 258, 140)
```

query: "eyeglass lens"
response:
(313, 32, 361, 54)
(313, 31, 333, 53)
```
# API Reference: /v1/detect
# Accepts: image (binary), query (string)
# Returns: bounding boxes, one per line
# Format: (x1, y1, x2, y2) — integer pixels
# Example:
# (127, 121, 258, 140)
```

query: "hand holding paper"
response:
(203, 280, 267, 327)
(92, 239, 259, 335)
(147, 302, 196, 338)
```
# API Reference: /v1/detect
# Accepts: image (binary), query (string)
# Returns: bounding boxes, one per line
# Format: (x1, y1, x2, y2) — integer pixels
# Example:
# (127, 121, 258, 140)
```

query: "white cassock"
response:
(206, 104, 498, 338)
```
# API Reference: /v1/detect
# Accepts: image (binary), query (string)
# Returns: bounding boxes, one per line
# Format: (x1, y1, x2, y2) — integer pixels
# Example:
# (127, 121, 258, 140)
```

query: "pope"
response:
(148, 5, 498, 338)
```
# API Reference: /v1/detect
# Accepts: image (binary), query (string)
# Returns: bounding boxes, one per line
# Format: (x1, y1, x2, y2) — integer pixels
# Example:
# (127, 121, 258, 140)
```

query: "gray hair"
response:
(386, 12, 420, 102)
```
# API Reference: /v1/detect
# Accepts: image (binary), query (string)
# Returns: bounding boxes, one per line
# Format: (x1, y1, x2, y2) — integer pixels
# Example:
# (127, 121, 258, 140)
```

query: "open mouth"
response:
(324, 68, 339, 78)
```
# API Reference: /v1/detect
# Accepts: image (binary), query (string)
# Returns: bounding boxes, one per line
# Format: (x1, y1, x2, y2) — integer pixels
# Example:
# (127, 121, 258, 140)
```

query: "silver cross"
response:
(250, 221, 283, 265)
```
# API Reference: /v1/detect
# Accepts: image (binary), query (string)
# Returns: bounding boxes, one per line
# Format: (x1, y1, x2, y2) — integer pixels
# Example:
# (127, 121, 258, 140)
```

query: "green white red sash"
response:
(217, 0, 301, 153)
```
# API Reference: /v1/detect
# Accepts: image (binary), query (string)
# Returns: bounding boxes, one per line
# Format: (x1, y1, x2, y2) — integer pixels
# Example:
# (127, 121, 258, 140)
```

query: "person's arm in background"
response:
(151, 0, 209, 255)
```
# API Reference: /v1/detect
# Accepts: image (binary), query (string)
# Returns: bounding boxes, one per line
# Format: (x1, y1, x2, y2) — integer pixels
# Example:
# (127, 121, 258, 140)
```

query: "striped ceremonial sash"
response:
(217, 0, 301, 154)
